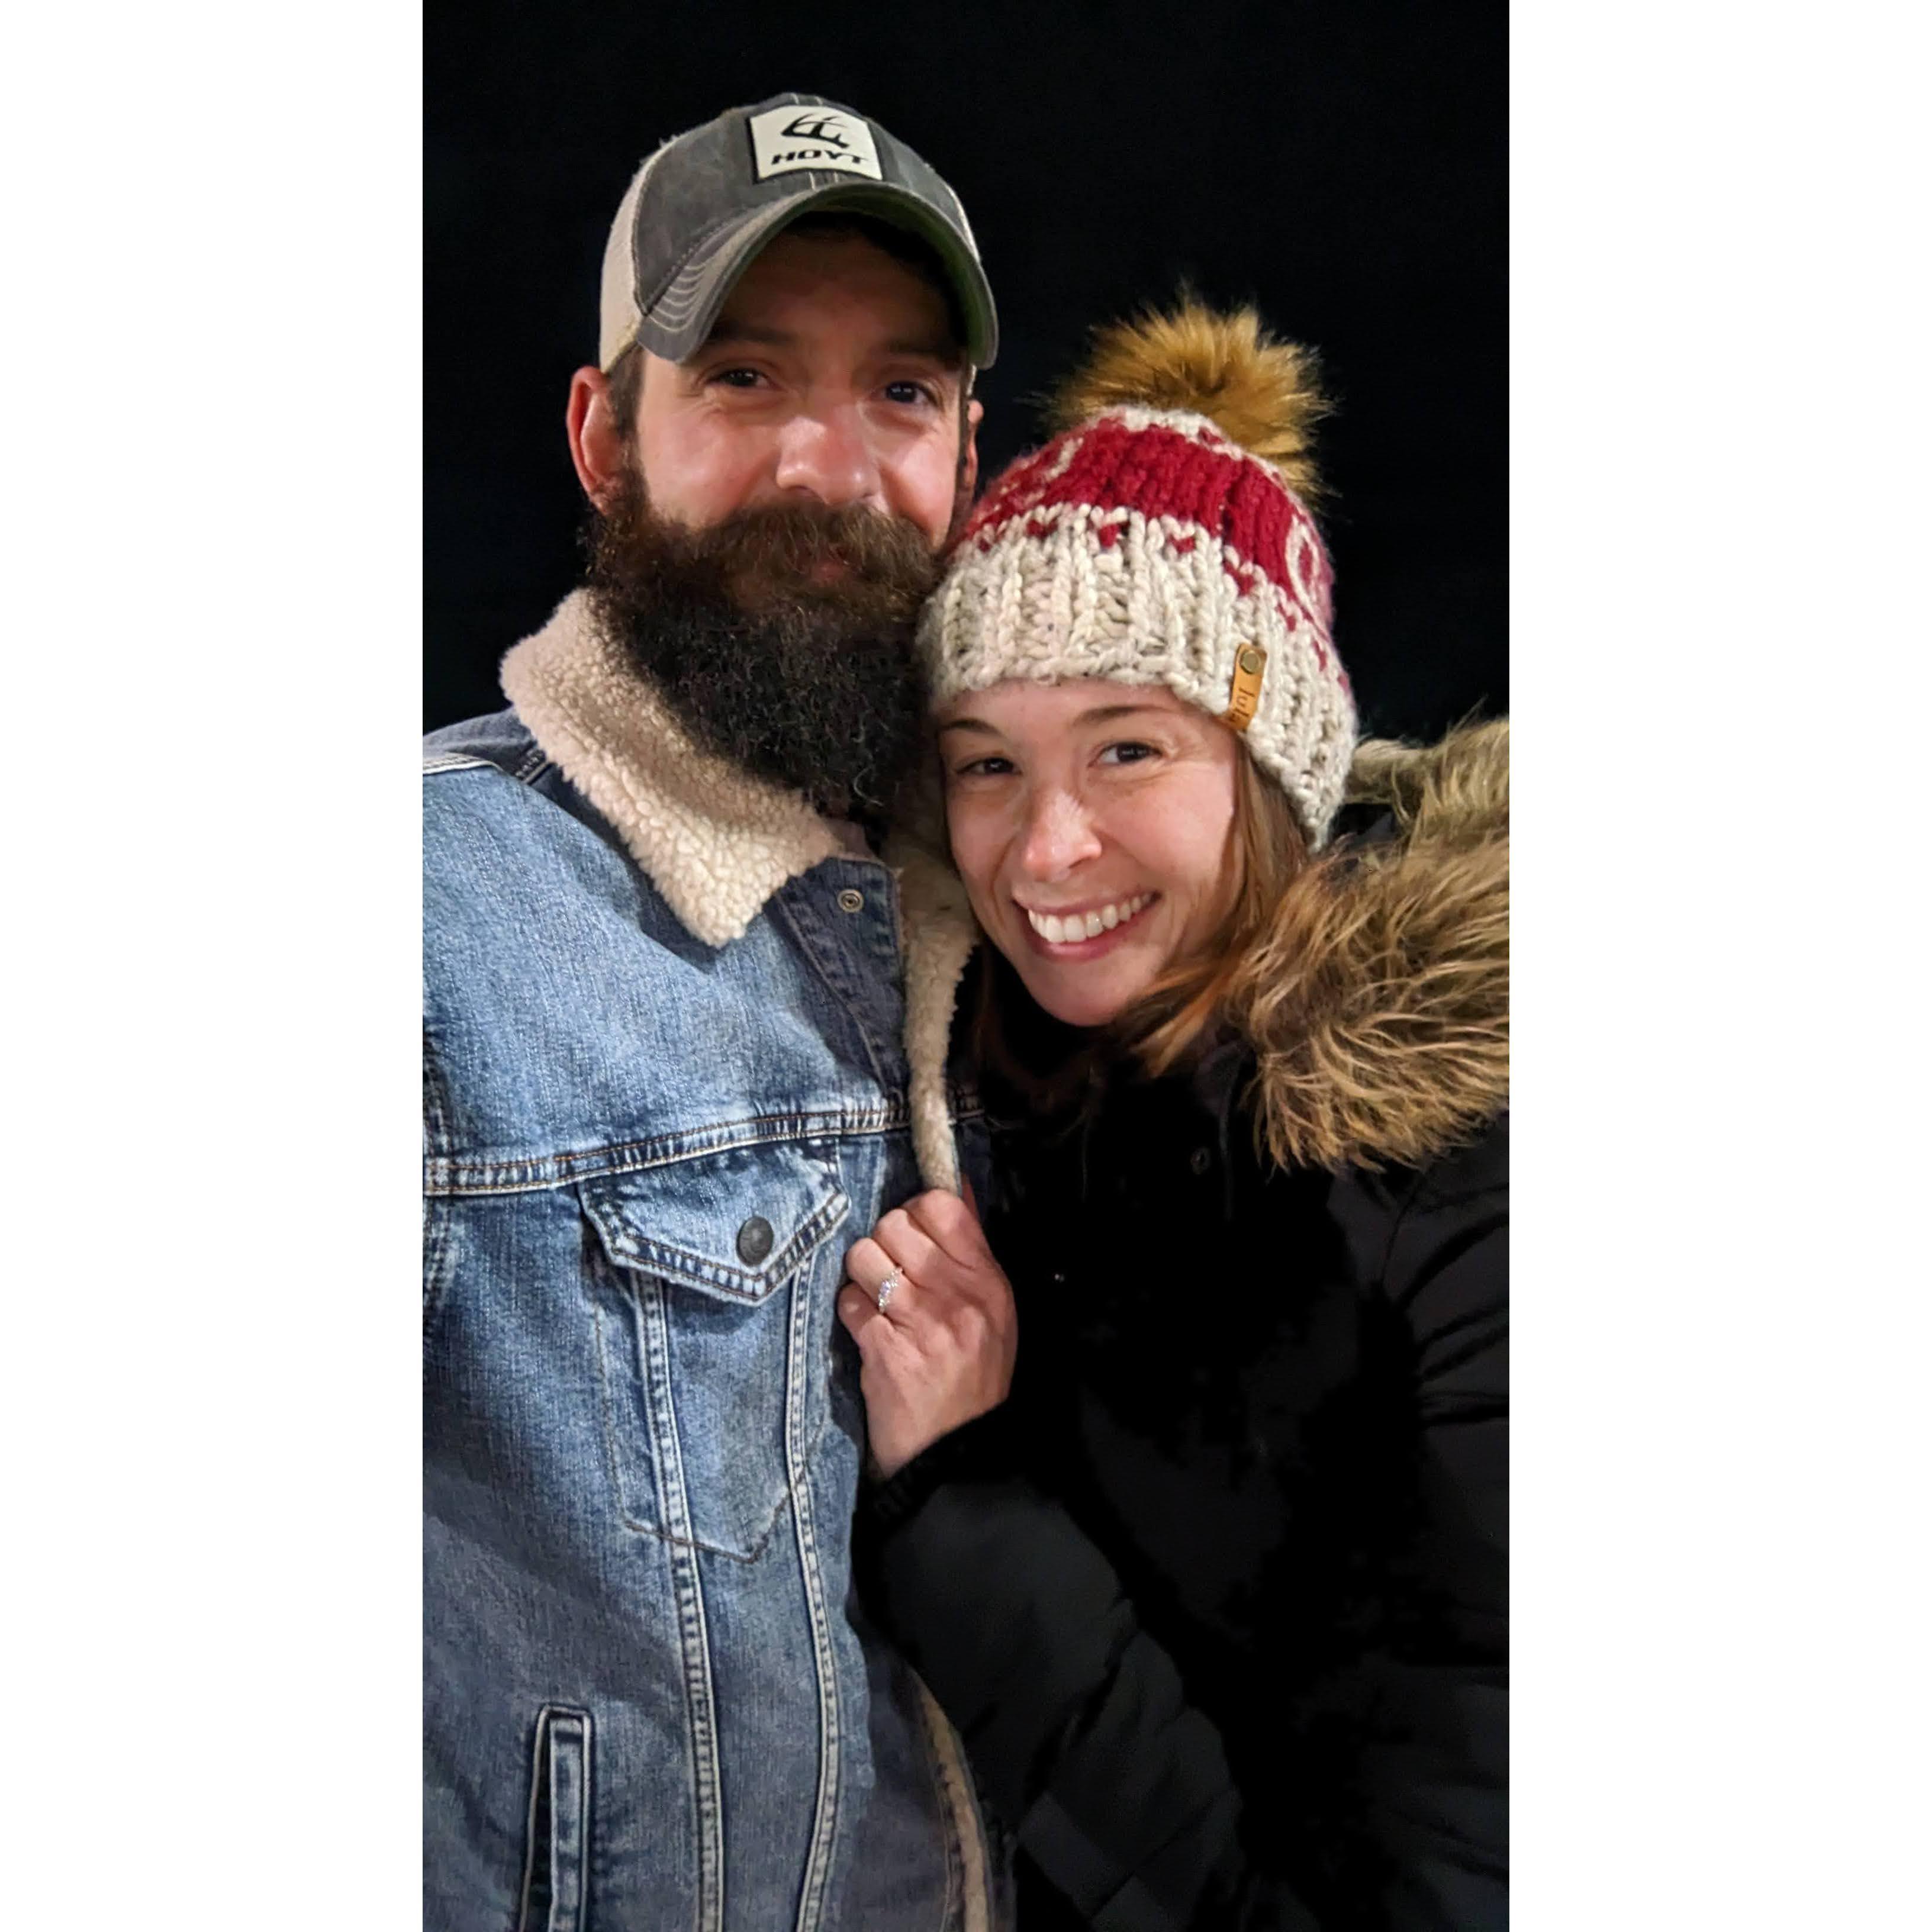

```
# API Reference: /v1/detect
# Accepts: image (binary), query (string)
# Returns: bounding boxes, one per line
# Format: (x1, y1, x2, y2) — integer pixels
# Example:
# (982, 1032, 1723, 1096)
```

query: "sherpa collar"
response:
(499, 590, 978, 1192)
(501, 590, 846, 949)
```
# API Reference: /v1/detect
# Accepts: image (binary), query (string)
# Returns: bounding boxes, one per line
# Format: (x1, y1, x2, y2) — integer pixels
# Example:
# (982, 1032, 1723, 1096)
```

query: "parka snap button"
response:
(1190, 1147, 1213, 1176)
(736, 1216, 774, 1264)
(1050, 1270, 1068, 1287)
(836, 888, 865, 913)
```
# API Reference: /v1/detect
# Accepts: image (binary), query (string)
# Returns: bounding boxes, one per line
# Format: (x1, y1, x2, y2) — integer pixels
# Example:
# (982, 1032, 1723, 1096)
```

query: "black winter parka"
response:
(858, 724, 1510, 1930)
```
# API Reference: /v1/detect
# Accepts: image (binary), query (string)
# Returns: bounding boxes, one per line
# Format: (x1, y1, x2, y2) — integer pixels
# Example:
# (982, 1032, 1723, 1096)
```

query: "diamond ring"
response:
(876, 1270, 901, 1313)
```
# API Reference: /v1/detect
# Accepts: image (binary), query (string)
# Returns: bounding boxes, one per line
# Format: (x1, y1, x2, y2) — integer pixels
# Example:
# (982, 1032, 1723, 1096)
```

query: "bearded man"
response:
(423, 96, 1003, 1931)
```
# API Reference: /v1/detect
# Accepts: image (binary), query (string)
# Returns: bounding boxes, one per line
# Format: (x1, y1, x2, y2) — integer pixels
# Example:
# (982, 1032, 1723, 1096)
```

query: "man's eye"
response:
(882, 380, 938, 406)
(707, 367, 765, 389)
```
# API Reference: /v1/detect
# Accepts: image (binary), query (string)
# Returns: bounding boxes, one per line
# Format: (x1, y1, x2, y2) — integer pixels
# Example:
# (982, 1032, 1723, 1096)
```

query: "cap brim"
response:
(635, 179, 998, 369)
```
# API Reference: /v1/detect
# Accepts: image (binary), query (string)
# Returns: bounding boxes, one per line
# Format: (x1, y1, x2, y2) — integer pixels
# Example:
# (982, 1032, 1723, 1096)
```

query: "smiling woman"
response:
(837, 302, 1510, 1929)
(938, 680, 1242, 1028)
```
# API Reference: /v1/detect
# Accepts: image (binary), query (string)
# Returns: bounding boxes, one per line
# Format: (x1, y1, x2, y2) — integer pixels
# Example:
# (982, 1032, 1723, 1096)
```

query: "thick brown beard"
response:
(584, 466, 941, 817)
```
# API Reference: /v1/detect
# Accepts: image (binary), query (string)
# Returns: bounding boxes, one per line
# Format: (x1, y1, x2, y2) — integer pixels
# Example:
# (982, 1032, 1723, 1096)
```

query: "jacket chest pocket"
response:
(578, 1142, 849, 1563)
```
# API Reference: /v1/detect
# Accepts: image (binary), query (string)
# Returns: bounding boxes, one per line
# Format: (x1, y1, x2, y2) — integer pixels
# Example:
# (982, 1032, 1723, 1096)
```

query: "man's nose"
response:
(1019, 787, 1103, 880)
(772, 404, 883, 510)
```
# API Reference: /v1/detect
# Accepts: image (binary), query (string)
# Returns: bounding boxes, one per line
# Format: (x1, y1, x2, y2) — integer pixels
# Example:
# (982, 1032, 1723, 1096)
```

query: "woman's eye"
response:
(951, 755, 1015, 779)
(1099, 741, 1158, 766)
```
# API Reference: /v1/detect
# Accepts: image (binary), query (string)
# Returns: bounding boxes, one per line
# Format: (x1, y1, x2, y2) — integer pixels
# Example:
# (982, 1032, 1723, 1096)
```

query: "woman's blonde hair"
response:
(1115, 744, 1308, 1077)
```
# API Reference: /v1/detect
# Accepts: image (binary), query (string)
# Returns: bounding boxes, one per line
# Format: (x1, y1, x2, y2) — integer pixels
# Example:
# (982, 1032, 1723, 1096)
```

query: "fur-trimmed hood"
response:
(1234, 717, 1509, 1172)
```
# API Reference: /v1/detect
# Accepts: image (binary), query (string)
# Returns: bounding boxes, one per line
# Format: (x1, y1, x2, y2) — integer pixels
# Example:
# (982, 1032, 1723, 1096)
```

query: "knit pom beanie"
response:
(917, 302, 1357, 847)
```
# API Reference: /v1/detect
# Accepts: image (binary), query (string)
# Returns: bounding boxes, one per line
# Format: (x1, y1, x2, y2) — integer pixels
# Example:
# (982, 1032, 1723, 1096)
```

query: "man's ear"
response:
(961, 396, 983, 501)
(566, 366, 627, 508)
(948, 395, 984, 542)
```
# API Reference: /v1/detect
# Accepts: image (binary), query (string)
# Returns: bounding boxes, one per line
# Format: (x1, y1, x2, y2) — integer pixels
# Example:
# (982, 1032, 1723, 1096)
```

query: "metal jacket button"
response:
(736, 1216, 774, 1264)
(836, 888, 865, 913)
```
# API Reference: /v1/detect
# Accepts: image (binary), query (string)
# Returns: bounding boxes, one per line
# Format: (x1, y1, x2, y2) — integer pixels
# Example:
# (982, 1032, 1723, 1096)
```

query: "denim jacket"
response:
(424, 593, 999, 1931)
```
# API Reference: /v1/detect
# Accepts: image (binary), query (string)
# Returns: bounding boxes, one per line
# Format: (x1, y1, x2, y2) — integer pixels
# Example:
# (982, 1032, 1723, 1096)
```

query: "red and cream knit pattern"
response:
(917, 305, 1358, 847)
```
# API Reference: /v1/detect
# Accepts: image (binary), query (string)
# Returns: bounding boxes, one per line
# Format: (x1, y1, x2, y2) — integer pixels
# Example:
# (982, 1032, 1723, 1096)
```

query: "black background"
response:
(426, 0, 1505, 743)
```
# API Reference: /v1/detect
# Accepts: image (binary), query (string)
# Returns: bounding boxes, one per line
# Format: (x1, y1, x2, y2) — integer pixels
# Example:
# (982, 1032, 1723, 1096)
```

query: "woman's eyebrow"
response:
(938, 703, 1167, 738)
(1074, 703, 1165, 726)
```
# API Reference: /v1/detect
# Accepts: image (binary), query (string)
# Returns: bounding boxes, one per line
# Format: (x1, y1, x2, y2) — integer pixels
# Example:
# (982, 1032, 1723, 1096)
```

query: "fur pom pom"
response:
(1048, 300, 1329, 501)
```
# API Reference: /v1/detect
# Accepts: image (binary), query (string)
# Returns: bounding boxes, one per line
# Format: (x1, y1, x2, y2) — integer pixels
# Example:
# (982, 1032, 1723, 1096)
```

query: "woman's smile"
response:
(1018, 891, 1158, 951)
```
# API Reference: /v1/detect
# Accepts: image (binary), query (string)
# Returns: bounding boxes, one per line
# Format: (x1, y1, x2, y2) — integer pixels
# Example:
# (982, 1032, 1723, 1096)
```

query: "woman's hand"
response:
(837, 1187, 1018, 1480)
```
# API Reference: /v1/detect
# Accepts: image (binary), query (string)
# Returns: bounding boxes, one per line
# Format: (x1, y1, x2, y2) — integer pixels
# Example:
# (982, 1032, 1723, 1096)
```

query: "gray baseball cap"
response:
(597, 93, 997, 372)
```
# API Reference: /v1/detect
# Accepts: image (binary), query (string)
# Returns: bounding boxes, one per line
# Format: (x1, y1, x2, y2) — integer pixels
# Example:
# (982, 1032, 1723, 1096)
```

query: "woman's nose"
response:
(1018, 788, 1103, 879)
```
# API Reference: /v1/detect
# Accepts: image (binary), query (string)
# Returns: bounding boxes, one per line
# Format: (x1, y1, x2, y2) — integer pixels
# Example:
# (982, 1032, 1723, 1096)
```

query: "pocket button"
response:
(736, 1215, 775, 1264)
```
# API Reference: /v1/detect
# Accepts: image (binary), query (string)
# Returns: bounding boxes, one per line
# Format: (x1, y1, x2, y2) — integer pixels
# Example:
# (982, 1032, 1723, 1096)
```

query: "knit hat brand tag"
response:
(748, 107, 884, 182)
(1223, 645, 1267, 732)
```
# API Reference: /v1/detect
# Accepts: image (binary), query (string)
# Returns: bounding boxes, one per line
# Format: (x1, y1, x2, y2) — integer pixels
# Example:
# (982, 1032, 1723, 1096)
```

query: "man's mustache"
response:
(670, 500, 939, 595)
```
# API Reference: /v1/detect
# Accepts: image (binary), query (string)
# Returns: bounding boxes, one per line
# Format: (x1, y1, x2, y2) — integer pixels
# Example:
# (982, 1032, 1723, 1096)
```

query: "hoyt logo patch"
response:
(748, 107, 884, 183)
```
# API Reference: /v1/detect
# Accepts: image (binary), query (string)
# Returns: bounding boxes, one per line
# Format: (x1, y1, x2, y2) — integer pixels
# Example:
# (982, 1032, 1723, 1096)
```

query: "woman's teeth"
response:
(1024, 894, 1152, 945)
